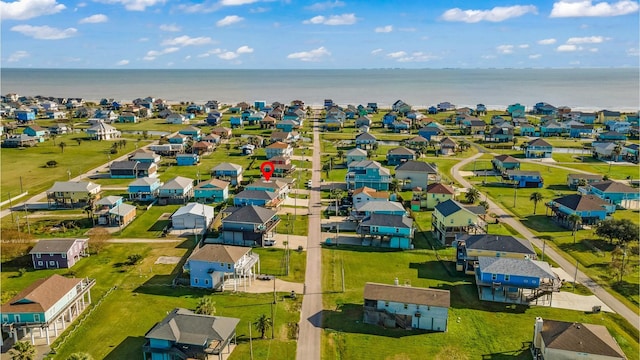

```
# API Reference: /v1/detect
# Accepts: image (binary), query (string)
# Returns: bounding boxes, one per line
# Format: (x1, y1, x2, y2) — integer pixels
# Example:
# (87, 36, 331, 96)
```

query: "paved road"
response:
(452, 153, 640, 330)
(296, 116, 323, 360)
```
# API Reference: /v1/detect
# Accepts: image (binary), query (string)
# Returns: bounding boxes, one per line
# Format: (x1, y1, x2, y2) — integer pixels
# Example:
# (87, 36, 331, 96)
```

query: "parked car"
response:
(264, 239, 277, 246)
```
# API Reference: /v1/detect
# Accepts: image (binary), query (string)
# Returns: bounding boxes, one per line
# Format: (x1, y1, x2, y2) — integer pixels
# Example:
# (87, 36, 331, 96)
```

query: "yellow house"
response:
(455, 234, 537, 273)
(425, 183, 455, 210)
(432, 199, 486, 246)
(46, 181, 101, 208)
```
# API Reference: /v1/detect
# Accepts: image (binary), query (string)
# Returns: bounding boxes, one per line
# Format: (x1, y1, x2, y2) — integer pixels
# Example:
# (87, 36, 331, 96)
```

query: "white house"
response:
(86, 121, 121, 140)
(171, 203, 215, 230)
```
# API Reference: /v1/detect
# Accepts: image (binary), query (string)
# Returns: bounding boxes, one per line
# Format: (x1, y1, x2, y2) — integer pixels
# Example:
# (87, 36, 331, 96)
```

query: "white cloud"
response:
(236, 45, 253, 54)
(160, 24, 181, 32)
(550, 0, 639, 17)
(395, 51, 437, 63)
(371, 48, 383, 55)
(198, 48, 222, 57)
(387, 51, 407, 58)
(441, 5, 537, 23)
(215, 46, 254, 60)
(628, 48, 640, 56)
(287, 46, 331, 62)
(7, 50, 29, 62)
(0, 0, 65, 20)
(303, 13, 357, 25)
(217, 15, 244, 26)
(116, 59, 129, 65)
(221, 0, 259, 5)
(537, 38, 557, 45)
(185, 55, 191, 60)
(497, 44, 515, 54)
(218, 51, 239, 60)
(176, 2, 219, 13)
(306, 0, 345, 11)
(557, 44, 582, 51)
(566, 35, 607, 44)
(519, 44, 529, 48)
(11, 24, 77, 39)
(143, 47, 179, 60)
(375, 25, 393, 33)
(79, 14, 108, 23)
(529, 54, 542, 59)
(589, 47, 599, 52)
(97, 0, 165, 11)
(162, 36, 213, 46)
(481, 54, 497, 59)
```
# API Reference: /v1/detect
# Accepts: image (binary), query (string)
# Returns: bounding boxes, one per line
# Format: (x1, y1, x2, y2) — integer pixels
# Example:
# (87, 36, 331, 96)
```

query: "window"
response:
(194, 278, 199, 284)
(227, 264, 231, 270)
(33, 314, 40, 322)
(491, 273, 497, 281)
(396, 228, 399, 233)
(384, 301, 389, 307)
(403, 304, 408, 309)
(504, 275, 510, 281)
(62, 253, 67, 258)
(2, 315, 8, 322)
(205, 279, 209, 285)
(49, 261, 56, 266)
(38, 261, 43, 266)
(36, 253, 41, 258)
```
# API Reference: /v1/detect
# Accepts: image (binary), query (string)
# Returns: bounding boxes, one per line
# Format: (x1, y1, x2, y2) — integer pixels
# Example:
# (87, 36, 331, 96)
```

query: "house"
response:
(355, 132, 377, 149)
(352, 187, 389, 205)
(265, 141, 293, 159)
(221, 205, 280, 247)
(110, 161, 157, 178)
(531, 318, 627, 360)
(486, 126, 514, 143)
(270, 131, 298, 144)
(179, 126, 202, 141)
(259, 115, 277, 129)
(129, 149, 161, 164)
(533, 102, 557, 116)
(591, 142, 622, 161)
(405, 135, 429, 150)
(492, 155, 520, 173)
(386, 147, 416, 165)
(455, 234, 536, 274)
(346, 160, 392, 191)
(355, 116, 372, 128)
(211, 162, 243, 186)
(168, 133, 189, 144)
(48, 123, 69, 135)
(599, 109, 621, 122)
(211, 127, 232, 139)
(504, 170, 543, 188)
(246, 178, 290, 199)
(566, 174, 604, 189)
(171, 203, 215, 230)
(432, 199, 486, 245)
(579, 181, 640, 208)
(103, 202, 137, 227)
(421, 183, 455, 210)
(437, 102, 455, 112)
(202, 133, 221, 145)
(128, 177, 162, 201)
(2, 134, 38, 148)
(623, 143, 639, 163)
(149, 143, 184, 156)
(363, 282, 450, 331)
(23, 125, 48, 142)
(15, 109, 36, 122)
(568, 124, 594, 138)
(351, 200, 407, 221)
(475, 257, 560, 304)
(525, 138, 553, 158)
(346, 148, 368, 164)
(395, 160, 440, 190)
(597, 131, 627, 142)
(29, 238, 88, 270)
(234, 189, 279, 207)
(46, 181, 101, 208)
(439, 137, 458, 155)
(507, 103, 525, 118)
(462, 119, 486, 135)
(176, 153, 200, 166)
(547, 194, 615, 226)
(206, 111, 221, 125)
(0, 275, 95, 346)
(158, 176, 194, 204)
(118, 112, 137, 123)
(143, 308, 239, 360)
(357, 213, 414, 249)
(166, 113, 188, 124)
(392, 100, 412, 115)
(271, 155, 296, 176)
(194, 179, 229, 202)
(275, 120, 298, 132)
(86, 122, 121, 140)
(184, 244, 260, 291)
(540, 121, 565, 137)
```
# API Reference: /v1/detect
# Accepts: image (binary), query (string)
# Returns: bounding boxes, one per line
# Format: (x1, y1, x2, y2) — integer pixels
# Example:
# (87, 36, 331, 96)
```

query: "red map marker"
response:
(260, 161, 275, 181)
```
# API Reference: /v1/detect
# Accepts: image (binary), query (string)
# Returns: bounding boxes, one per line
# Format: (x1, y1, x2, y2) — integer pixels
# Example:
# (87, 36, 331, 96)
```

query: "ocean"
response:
(1, 68, 638, 111)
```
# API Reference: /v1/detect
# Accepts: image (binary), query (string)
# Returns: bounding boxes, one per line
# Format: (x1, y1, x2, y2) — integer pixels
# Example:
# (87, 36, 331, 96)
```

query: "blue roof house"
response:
(597, 131, 627, 141)
(507, 103, 526, 118)
(276, 120, 297, 132)
(505, 170, 543, 188)
(518, 123, 537, 136)
(15, 109, 36, 122)
(475, 257, 559, 304)
(524, 138, 553, 158)
(176, 153, 199, 166)
(356, 213, 414, 249)
(382, 111, 398, 127)
(418, 127, 444, 141)
(168, 134, 189, 144)
(547, 194, 613, 226)
(128, 177, 162, 201)
(606, 121, 631, 134)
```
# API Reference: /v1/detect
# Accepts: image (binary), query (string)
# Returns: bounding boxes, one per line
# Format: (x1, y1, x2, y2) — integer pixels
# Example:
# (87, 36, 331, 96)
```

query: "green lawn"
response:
(114, 204, 180, 238)
(253, 247, 307, 283)
(321, 246, 639, 360)
(276, 214, 309, 237)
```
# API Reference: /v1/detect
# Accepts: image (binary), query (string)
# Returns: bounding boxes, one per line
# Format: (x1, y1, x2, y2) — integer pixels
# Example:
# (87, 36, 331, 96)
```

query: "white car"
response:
(264, 239, 277, 246)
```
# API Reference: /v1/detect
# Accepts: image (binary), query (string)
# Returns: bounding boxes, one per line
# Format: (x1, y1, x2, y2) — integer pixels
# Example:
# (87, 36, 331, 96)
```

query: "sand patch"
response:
(155, 256, 181, 264)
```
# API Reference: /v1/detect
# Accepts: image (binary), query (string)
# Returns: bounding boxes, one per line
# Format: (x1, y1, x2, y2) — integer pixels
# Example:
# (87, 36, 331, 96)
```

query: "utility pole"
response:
(8, 192, 14, 223)
(513, 184, 518, 207)
(341, 258, 345, 293)
(541, 238, 546, 261)
(249, 322, 254, 360)
(24, 203, 31, 235)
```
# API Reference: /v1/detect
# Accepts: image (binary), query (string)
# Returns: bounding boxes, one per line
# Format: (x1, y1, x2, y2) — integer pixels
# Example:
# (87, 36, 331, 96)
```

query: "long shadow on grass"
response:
(480, 341, 533, 359)
(104, 336, 146, 360)
(520, 215, 566, 233)
(320, 244, 404, 253)
(320, 304, 429, 338)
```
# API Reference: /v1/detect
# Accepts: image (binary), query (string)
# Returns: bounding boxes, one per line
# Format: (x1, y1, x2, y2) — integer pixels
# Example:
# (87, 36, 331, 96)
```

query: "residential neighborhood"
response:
(0, 94, 638, 360)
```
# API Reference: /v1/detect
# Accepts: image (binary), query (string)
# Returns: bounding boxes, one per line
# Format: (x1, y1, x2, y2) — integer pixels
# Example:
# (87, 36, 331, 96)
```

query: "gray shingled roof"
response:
(360, 213, 412, 228)
(364, 282, 450, 308)
(355, 200, 406, 213)
(223, 205, 276, 224)
(395, 160, 438, 173)
(212, 162, 242, 172)
(235, 190, 278, 201)
(552, 194, 610, 211)
(540, 319, 627, 358)
(477, 257, 556, 279)
(48, 181, 100, 193)
(387, 147, 415, 156)
(145, 308, 240, 346)
(590, 181, 637, 193)
(161, 176, 193, 190)
(458, 234, 535, 255)
(30, 238, 87, 254)
(188, 244, 251, 263)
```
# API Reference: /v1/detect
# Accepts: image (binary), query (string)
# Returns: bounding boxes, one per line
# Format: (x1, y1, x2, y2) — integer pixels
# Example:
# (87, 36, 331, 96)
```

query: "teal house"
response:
(176, 153, 199, 166)
(1, 275, 95, 345)
(507, 103, 525, 118)
(355, 132, 377, 149)
(346, 160, 392, 191)
(194, 179, 229, 202)
(357, 213, 414, 249)
(547, 194, 614, 226)
(579, 181, 640, 208)
(524, 138, 553, 158)
(597, 131, 627, 141)
(492, 155, 520, 172)
(23, 125, 47, 142)
(128, 177, 162, 201)
(179, 126, 202, 141)
(346, 147, 367, 164)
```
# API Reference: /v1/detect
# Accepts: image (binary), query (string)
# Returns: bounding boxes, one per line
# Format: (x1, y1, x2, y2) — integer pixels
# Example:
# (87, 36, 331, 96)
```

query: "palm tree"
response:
(330, 189, 345, 215)
(465, 188, 480, 204)
(529, 192, 543, 215)
(51, 133, 57, 146)
(479, 200, 490, 212)
(577, 178, 587, 187)
(390, 178, 401, 193)
(66, 353, 94, 360)
(254, 314, 273, 339)
(59, 141, 67, 153)
(336, 149, 344, 163)
(568, 213, 582, 244)
(84, 193, 97, 221)
(8, 340, 36, 360)
(195, 296, 216, 315)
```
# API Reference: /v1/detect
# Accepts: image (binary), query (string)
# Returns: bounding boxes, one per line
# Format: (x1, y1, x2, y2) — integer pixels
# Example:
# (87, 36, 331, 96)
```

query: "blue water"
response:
(1, 68, 638, 111)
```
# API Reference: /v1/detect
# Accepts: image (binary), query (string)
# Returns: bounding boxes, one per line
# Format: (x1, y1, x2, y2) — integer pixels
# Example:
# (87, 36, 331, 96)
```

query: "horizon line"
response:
(2, 66, 638, 71)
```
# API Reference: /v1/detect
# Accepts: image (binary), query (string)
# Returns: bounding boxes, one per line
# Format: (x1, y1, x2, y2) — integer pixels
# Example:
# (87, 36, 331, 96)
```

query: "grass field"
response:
(321, 245, 639, 360)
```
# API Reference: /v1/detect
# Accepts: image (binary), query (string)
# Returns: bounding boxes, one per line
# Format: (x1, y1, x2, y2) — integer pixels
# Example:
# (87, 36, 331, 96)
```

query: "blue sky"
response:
(1, 0, 638, 69)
